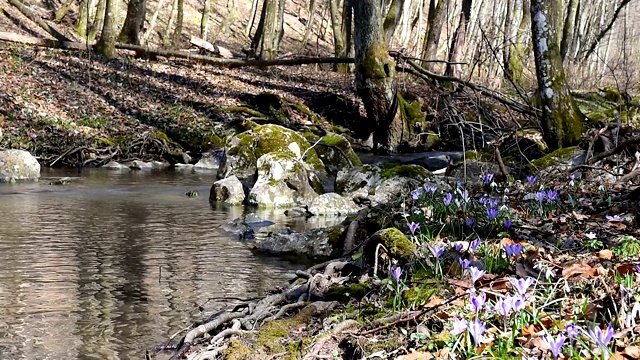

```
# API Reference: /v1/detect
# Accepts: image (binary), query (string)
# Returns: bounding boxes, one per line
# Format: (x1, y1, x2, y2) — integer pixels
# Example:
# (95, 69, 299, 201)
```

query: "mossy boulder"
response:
(248, 151, 319, 208)
(528, 146, 585, 171)
(218, 124, 325, 185)
(379, 228, 415, 257)
(336, 163, 436, 206)
(315, 132, 362, 174)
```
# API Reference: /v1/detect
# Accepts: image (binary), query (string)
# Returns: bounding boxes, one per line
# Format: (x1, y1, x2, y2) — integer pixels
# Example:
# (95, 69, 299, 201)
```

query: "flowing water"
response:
(0, 168, 309, 360)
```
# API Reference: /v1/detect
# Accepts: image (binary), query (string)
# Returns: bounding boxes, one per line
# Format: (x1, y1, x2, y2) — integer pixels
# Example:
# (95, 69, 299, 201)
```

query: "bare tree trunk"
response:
(245, 0, 259, 37)
(201, 0, 212, 40)
(171, 0, 184, 47)
(118, 0, 145, 44)
(55, 0, 75, 23)
(503, 0, 514, 78)
(220, 0, 238, 36)
(354, 0, 402, 152)
(301, 0, 318, 48)
(422, 0, 451, 70)
(96, 0, 118, 58)
(531, 0, 583, 150)
(76, 0, 91, 37)
(445, 0, 472, 77)
(560, 0, 578, 60)
(383, 0, 405, 44)
(329, 0, 346, 71)
(88, 0, 106, 40)
(142, 0, 164, 44)
(250, 0, 283, 60)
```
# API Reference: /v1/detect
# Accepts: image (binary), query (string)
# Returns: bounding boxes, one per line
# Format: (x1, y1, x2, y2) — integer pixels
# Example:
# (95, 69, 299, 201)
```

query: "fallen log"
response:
(7, 0, 70, 42)
(0, 31, 354, 68)
(189, 36, 233, 58)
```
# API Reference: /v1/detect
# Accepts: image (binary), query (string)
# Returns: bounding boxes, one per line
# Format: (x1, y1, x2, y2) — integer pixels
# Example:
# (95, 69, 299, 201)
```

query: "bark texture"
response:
(531, 0, 583, 150)
(250, 0, 284, 60)
(445, 0, 472, 77)
(96, 0, 119, 58)
(354, 0, 402, 152)
(119, 0, 146, 44)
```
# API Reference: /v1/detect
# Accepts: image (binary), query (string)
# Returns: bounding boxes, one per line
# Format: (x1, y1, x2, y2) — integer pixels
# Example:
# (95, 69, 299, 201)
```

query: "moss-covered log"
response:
(530, 0, 584, 150)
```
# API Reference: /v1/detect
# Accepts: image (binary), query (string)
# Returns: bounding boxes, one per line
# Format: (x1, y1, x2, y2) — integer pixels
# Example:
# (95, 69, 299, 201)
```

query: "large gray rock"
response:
(0, 150, 41, 182)
(252, 227, 335, 259)
(315, 132, 362, 174)
(248, 152, 318, 208)
(336, 163, 441, 206)
(308, 193, 360, 216)
(195, 149, 225, 170)
(210, 175, 245, 205)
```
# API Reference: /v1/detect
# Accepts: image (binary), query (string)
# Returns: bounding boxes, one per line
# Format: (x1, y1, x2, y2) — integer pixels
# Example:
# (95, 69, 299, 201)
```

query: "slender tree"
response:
(445, 0, 472, 77)
(250, 0, 284, 60)
(96, 0, 119, 58)
(530, 0, 584, 150)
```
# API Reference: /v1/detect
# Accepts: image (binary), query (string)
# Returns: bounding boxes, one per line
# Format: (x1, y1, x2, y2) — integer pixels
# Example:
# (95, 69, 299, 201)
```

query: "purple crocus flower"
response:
(428, 244, 445, 259)
(487, 207, 499, 220)
(566, 324, 580, 339)
(511, 294, 526, 312)
(504, 243, 523, 258)
(470, 292, 486, 313)
(424, 185, 438, 194)
(526, 175, 537, 184)
(410, 188, 423, 200)
(488, 198, 500, 208)
(468, 319, 486, 346)
(468, 266, 486, 283)
(509, 277, 535, 296)
(450, 317, 468, 336)
(466, 218, 475, 227)
(535, 191, 546, 202)
(408, 222, 420, 234)
(454, 243, 464, 252)
(479, 195, 488, 205)
(635, 265, 640, 273)
(544, 333, 566, 360)
(443, 193, 453, 206)
(481, 173, 494, 184)
(606, 214, 622, 222)
(503, 218, 512, 229)
(495, 297, 512, 318)
(459, 258, 471, 269)
(587, 324, 614, 351)
(470, 238, 481, 252)
(391, 266, 404, 282)
(546, 189, 559, 202)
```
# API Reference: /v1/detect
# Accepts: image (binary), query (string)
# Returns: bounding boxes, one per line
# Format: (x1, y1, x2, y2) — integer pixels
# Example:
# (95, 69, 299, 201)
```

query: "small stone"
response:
(211, 175, 246, 205)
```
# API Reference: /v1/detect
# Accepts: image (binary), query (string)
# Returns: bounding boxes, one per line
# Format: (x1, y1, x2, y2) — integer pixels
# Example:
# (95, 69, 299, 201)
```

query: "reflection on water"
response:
(0, 169, 305, 359)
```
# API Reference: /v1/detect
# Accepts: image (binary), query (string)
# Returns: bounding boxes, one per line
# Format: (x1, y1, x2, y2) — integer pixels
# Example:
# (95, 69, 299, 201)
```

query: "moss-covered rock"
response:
(219, 124, 325, 185)
(528, 146, 584, 171)
(315, 132, 362, 174)
(379, 228, 416, 258)
(379, 163, 430, 180)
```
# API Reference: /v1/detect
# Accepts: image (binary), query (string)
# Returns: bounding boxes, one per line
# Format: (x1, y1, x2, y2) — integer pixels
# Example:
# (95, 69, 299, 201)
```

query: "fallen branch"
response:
(343, 209, 368, 255)
(585, 135, 640, 166)
(0, 31, 354, 68)
(7, 0, 70, 42)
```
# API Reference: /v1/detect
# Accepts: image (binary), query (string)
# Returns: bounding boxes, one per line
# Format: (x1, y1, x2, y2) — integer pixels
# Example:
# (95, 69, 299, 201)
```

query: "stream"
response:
(0, 168, 309, 360)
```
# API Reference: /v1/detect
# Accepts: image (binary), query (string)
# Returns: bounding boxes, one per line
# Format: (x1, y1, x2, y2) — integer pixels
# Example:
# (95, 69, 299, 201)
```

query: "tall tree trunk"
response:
(250, 0, 283, 60)
(503, 0, 514, 78)
(560, 0, 578, 61)
(201, 0, 212, 40)
(383, 0, 405, 44)
(119, 0, 145, 44)
(530, 0, 583, 150)
(301, 0, 317, 48)
(142, 0, 164, 44)
(96, 0, 118, 58)
(354, 0, 402, 152)
(76, 0, 91, 37)
(220, 0, 238, 36)
(171, 0, 184, 47)
(422, 0, 451, 70)
(163, 0, 178, 47)
(245, 0, 259, 37)
(329, 0, 346, 71)
(89, 0, 107, 41)
(445, 0, 472, 77)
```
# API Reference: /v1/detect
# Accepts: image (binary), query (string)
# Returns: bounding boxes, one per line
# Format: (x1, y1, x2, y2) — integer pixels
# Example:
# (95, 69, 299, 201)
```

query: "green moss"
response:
(327, 226, 345, 245)
(529, 146, 578, 169)
(290, 102, 324, 124)
(320, 133, 362, 167)
(602, 87, 622, 103)
(397, 93, 426, 132)
(379, 163, 430, 180)
(326, 282, 370, 302)
(255, 306, 315, 355)
(379, 228, 415, 257)
(223, 106, 268, 118)
(222, 338, 252, 360)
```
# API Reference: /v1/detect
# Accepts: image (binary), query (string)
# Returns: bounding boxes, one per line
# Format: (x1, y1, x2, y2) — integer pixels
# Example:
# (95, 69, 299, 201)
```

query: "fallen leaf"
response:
(562, 262, 597, 279)
(398, 351, 433, 360)
(598, 249, 613, 260)
(616, 264, 637, 276)
(622, 346, 640, 359)
(572, 211, 589, 220)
